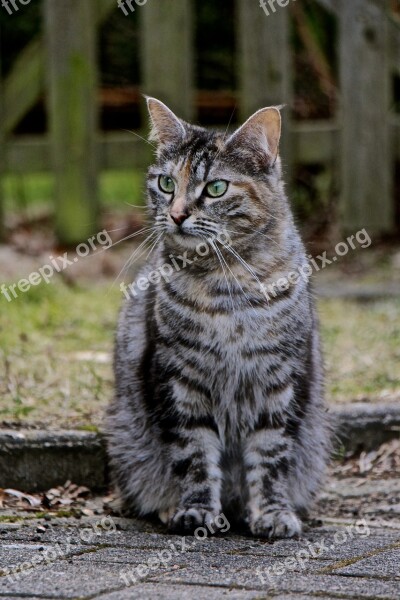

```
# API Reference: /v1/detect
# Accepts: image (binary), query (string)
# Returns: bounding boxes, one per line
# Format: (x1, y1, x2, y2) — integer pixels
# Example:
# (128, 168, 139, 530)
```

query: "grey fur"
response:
(106, 99, 331, 538)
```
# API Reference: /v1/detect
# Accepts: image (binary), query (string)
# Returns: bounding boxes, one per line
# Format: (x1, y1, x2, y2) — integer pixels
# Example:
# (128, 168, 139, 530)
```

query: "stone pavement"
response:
(1, 475, 400, 600)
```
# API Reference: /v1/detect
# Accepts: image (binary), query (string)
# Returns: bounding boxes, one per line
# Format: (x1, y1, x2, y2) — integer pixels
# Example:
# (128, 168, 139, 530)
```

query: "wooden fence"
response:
(1, 0, 400, 243)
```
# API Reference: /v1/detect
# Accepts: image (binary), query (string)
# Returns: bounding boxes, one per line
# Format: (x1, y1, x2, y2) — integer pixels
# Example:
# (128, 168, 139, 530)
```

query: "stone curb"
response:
(331, 402, 400, 452)
(0, 429, 107, 492)
(1, 402, 399, 492)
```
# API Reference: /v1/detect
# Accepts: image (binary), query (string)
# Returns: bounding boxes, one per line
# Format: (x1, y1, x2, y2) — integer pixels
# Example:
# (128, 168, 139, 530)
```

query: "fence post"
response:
(0, 43, 4, 241)
(44, 0, 99, 245)
(140, 0, 194, 121)
(236, 0, 293, 179)
(3, 0, 116, 138)
(339, 0, 393, 234)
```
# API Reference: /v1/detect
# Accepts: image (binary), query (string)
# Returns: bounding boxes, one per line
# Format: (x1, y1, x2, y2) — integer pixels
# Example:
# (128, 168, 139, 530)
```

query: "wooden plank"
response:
(0, 52, 5, 240)
(44, 0, 99, 244)
(389, 18, 400, 76)
(140, 0, 194, 120)
(391, 116, 400, 165)
(339, 0, 393, 233)
(237, 0, 292, 115)
(292, 121, 339, 165)
(3, 38, 43, 136)
(3, 0, 117, 135)
(5, 120, 400, 174)
(3, 124, 354, 173)
(236, 0, 293, 179)
(4, 134, 156, 172)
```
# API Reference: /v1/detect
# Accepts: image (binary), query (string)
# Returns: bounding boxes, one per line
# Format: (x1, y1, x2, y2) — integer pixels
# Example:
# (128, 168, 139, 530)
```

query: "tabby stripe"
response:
(158, 330, 222, 359)
(158, 339, 212, 380)
(253, 410, 286, 431)
(172, 373, 212, 401)
(158, 299, 205, 335)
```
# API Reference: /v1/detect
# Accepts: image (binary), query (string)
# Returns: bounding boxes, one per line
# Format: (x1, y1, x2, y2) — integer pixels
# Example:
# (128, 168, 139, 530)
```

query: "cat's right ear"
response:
(225, 107, 281, 166)
(146, 97, 186, 148)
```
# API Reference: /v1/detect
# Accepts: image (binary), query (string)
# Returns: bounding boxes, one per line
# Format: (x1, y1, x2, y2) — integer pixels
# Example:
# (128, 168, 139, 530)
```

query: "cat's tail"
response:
(287, 403, 332, 516)
(106, 399, 179, 517)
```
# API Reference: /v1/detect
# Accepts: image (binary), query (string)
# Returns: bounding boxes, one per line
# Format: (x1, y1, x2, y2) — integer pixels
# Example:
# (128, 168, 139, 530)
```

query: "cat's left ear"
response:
(226, 107, 281, 165)
(146, 97, 186, 147)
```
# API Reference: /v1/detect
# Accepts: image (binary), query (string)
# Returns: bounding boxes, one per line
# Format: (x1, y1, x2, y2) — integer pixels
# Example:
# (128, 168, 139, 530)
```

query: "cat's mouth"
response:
(168, 229, 206, 250)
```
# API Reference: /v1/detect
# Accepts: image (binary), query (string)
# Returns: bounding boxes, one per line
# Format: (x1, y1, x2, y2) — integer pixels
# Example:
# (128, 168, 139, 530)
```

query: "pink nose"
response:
(170, 212, 190, 226)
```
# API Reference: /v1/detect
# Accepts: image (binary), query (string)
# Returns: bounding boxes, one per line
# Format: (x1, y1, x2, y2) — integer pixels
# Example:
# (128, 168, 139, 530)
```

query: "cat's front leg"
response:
(162, 403, 223, 534)
(244, 405, 302, 539)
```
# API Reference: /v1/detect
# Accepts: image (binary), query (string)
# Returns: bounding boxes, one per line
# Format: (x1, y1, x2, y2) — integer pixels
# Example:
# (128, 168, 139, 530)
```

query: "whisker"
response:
(219, 241, 274, 327)
(213, 106, 237, 162)
(223, 225, 281, 250)
(122, 129, 157, 149)
(209, 239, 235, 313)
(124, 202, 150, 210)
(109, 225, 163, 250)
(213, 240, 259, 317)
(110, 229, 160, 289)
(145, 231, 164, 260)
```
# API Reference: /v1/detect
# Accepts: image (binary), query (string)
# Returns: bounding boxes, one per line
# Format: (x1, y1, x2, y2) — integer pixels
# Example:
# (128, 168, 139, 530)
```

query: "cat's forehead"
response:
(161, 129, 226, 182)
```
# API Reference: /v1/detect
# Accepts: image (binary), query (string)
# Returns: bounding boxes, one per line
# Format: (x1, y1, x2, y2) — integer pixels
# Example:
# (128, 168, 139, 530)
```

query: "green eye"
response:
(158, 175, 175, 194)
(205, 180, 228, 198)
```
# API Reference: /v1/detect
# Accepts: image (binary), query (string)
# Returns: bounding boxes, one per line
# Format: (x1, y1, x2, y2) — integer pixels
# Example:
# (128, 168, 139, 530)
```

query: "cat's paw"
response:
(168, 506, 218, 534)
(158, 506, 177, 525)
(250, 510, 302, 539)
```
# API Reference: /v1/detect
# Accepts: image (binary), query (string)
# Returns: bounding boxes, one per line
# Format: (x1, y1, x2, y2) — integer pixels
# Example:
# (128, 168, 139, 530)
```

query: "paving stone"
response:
(0, 597, 54, 600)
(99, 582, 339, 600)
(150, 568, 400, 599)
(76, 545, 333, 574)
(332, 548, 400, 577)
(95, 583, 262, 600)
(0, 561, 129, 598)
(241, 530, 400, 561)
(141, 552, 332, 589)
(0, 544, 60, 570)
(0, 514, 399, 599)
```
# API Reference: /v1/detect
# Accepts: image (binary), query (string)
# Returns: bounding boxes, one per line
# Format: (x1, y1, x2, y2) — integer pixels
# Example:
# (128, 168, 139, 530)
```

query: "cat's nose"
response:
(170, 211, 190, 226)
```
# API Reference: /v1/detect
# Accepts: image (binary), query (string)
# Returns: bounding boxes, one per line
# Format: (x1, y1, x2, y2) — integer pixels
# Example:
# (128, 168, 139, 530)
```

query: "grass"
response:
(3, 170, 146, 216)
(320, 298, 400, 402)
(0, 281, 119, 427)
(0, 278, 399, 428)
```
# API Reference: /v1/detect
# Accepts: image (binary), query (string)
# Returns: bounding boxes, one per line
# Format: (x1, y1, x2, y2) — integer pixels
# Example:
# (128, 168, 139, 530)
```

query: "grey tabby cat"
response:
(107, 98, 330, 539)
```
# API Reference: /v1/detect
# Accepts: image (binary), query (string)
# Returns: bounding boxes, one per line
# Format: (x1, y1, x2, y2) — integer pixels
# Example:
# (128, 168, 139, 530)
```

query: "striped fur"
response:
(106, 98, 331, 538)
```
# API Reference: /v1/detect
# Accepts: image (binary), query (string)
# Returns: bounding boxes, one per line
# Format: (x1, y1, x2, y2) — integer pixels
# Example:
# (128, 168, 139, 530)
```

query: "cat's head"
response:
(146, 97, 288, 250)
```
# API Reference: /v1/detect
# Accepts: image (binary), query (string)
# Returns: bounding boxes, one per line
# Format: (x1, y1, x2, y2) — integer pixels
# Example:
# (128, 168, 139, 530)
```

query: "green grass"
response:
(0, 281, 120, 426)
(0, 284, 399, 427)
(320, 299, 400, 402)
(3, 170, 146, 215)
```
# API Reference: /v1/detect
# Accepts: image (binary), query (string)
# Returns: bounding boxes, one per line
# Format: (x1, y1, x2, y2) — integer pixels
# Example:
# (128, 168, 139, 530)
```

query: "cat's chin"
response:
(168, 231, 205, 251)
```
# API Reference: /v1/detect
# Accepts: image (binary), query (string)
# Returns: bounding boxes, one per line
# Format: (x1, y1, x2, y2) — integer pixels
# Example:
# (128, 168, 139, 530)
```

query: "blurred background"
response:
(0, 0, 399, 429)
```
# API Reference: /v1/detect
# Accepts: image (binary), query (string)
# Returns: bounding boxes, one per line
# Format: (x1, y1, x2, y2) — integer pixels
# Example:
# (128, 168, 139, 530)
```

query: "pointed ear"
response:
(146, 97, 186, 147)
(226, 107, 281, 164)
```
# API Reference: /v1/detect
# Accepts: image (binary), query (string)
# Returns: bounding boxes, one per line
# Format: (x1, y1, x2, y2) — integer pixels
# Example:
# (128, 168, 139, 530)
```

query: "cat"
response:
(106, 97, 331, 538)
